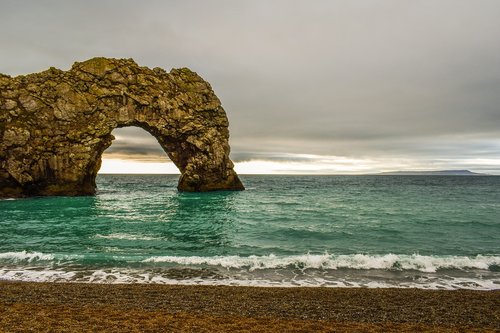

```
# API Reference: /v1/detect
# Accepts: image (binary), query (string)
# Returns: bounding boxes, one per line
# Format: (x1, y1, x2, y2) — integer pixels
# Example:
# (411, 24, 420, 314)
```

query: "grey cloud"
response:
(230, 152, 322, 163)
(104, 143, 165, 157)
(104, 127, 166, 159)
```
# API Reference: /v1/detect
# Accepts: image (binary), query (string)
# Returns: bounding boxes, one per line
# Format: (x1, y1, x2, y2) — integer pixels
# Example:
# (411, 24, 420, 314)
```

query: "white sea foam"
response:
(142, 253, 500, 273)
(0, 269, 76, 282)
(0, 251, 55, 262)
(94, 233, 161, 241)
(0, 267, 498, 290)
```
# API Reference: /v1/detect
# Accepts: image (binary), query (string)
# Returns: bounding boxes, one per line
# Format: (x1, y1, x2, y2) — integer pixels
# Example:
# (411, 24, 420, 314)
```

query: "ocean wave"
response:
(0, 251, 85, 263)
(0, 251, 55, 262)
(142, 253, 500, 273)
(1, 251, 499, 273)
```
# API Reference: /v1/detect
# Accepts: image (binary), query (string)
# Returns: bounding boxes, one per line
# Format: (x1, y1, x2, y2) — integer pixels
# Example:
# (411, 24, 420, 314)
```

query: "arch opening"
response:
(100, 127, 180, 175)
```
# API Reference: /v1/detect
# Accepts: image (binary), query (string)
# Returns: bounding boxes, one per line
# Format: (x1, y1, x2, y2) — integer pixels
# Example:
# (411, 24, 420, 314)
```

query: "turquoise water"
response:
(1, 175, 499, 289)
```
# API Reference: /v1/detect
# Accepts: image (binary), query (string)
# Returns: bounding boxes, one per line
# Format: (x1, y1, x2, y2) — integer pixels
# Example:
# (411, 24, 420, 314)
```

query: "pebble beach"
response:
(0, 282, 498, 332)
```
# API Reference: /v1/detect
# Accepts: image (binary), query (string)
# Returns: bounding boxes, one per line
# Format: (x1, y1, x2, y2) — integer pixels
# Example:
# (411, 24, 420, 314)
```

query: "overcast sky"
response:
(2, 0, 499, 174)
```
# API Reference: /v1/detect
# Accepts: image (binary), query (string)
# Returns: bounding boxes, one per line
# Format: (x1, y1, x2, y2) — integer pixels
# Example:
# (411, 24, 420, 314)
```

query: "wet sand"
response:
(0, 282, 498, 332)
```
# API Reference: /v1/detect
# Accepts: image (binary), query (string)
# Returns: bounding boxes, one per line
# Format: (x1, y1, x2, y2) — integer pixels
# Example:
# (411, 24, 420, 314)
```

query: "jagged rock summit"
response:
(0, 57, 244, 197)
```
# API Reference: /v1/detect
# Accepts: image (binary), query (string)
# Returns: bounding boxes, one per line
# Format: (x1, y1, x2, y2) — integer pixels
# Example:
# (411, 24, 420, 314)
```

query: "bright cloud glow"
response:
(99, 159, 180, 174)
(100, 156, 386, 175)
(99, 154, 500, 175)
(234, 158, 379, 174)
(233, 155, 428, 174)
(99, 154, 499, 175)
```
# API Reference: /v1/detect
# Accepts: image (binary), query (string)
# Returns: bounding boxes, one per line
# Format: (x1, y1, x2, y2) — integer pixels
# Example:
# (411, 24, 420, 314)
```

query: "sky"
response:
(1, 0, 500, 174)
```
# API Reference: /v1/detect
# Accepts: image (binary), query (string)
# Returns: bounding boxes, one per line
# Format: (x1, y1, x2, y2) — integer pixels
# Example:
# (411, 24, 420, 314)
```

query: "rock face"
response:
(0, 57, 244, 197)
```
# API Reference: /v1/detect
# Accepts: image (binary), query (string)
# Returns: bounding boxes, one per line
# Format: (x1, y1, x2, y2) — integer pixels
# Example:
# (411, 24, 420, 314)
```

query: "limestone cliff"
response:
(0, 57, 244, 197)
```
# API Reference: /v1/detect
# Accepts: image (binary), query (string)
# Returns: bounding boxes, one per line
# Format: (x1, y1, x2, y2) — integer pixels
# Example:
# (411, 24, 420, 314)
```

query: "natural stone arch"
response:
(0, 57, 244, 197)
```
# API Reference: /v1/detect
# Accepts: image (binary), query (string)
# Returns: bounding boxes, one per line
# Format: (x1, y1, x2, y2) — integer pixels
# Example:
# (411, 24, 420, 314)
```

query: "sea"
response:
(1, 175, 499, 290)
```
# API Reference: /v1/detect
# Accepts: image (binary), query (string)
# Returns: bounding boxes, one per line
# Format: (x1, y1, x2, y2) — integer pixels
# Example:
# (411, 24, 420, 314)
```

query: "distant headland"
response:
(376, 170, 487, 176)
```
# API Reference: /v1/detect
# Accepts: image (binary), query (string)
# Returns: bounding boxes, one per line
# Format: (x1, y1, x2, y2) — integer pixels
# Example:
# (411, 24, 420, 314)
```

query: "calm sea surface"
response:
(1, 175, 499, 289)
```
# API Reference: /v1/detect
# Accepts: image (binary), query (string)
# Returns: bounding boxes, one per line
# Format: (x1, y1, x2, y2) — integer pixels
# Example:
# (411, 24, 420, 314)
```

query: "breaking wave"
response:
(0, 251, 56, 262)
(1, 251, 498, 272)
(142, 253, 500, 273)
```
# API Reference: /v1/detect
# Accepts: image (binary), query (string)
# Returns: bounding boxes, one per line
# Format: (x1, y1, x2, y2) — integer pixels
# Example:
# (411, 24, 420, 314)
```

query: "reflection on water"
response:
(90, 175, 239, 256)
(160, 191, 238, 250)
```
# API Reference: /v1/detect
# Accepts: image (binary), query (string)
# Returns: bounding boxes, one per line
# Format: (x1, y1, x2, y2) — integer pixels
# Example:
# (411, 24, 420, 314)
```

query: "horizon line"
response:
(98, 172, 498, 176)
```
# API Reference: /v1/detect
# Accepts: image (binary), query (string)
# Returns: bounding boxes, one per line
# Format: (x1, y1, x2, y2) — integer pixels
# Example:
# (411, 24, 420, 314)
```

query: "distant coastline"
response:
(376, 170, 487, 176)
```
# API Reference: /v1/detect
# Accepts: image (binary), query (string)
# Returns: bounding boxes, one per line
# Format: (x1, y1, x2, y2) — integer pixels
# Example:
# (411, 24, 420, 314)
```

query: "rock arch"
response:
(0, 57, 244, 197)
